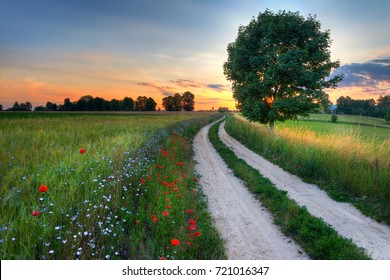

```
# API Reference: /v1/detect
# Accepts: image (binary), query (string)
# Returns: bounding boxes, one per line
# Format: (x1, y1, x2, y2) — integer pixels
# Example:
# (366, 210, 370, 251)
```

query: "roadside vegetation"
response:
(0, 112, 225, 260)
(225, 113, 390, 225)
(209, 118, 370, 259)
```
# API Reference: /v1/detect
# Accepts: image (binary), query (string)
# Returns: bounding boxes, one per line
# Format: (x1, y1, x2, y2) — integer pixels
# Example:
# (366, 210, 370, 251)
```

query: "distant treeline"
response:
(37, 95, 157, 112)
(336, 95, 390, 120)
(1, 92, 196, 112)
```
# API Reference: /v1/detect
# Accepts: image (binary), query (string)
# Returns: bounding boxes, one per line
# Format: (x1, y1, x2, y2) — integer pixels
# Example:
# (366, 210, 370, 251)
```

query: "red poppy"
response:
(171, 239, 180, 246)
(162, 211, 169, 216)
(166, 204, 171, 209)
(79, 148, 86, 154)
(195, 231, 201, 236)
(177, 162, 183, 166)
(159, 256, 167, 260)
(177, 194, 181, 197)
(188, 225, 197, 231)
(190, 233, 195, 238)
(39, 185, 48, 192)
(163, 191, 167, 195)
(169, 182, 175, 188)
(140, 179, 146, 184)
(182, 173, 187, 178)
(173, 187, 179, 192)
(32, 210, 40, 217)
(185, 209, 193, 214)
(187, 241, 191, 245)
(189, 219, 195, 225)
(135, 220, 140, 224)
(193, 177, 197, 181)
(153, 217, 158, 223)
(162, 181, 169, 186)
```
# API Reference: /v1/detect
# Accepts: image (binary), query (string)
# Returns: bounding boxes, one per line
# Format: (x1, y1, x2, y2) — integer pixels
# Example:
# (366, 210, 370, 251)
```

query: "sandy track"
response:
(219, 121, 390, 260)
(193, 121, 308, 260)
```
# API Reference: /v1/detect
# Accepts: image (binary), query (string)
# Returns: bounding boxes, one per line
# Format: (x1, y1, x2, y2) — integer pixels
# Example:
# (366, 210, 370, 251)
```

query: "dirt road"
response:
(193, 120, 308, 260)
(218, 121, 390, 260)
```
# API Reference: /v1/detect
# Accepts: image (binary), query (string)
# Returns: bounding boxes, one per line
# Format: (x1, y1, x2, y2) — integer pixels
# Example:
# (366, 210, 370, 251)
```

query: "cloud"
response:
(207, 83, 230, 92)
(137, 82, 176, 96)
(332, 56, 390, 88)
(169, 79, 202, 88)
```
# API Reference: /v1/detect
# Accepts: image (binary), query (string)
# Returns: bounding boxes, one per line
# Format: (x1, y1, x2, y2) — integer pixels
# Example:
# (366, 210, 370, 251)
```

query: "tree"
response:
(135, 96, 148, 111)
(122, 97, 134, 111)
(172, 93, 183, 111)
(145, 97, 157, 111)
(223, 10, 342, 132)
(162, 96, 174, 111)
(182, 91, 195, 111)
(0, 104, 3, 111)
(109, 99, 120, 111)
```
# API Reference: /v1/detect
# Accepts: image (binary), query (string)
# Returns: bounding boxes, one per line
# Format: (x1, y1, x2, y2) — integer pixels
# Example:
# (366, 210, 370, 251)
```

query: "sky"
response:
(1, 0, 390, 110)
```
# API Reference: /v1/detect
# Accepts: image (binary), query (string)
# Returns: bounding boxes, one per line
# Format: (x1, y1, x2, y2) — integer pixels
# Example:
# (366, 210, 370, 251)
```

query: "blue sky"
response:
(1, 0, 389, 109)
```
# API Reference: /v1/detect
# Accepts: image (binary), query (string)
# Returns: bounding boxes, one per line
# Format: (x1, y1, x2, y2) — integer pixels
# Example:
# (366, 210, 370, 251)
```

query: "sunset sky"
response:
(1, 0, 389, 110)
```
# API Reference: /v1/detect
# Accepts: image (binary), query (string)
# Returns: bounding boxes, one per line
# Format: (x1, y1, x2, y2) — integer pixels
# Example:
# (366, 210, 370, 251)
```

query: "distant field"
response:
(0, 112, 225, 260)
(278, 114, 389, 144)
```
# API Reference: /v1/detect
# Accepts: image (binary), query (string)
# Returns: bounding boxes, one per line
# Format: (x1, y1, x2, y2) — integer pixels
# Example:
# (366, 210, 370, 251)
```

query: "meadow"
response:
(225, 113, 390, 224)
(0, 112, 225, 260)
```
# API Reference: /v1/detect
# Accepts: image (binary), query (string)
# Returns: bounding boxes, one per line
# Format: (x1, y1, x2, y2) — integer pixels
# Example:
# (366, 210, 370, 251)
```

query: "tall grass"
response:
(0, 112, 225, 259)
(225, 114, 390, 224)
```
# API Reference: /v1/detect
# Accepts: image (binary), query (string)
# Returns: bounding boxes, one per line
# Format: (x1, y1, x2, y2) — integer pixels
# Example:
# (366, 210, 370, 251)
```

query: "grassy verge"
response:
(209, 119, 369, 259)
(0, 112, 226, 259)
(225, 114, 390, 225)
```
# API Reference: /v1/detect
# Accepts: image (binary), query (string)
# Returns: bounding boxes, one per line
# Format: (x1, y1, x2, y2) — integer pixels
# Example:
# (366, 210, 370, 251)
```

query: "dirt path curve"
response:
(219, 121, 390, 260)
(193, 120, 308, 260)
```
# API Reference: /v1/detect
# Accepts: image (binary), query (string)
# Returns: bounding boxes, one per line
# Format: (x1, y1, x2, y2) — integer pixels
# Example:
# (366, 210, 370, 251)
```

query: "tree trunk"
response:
(269, 119, 275, 134)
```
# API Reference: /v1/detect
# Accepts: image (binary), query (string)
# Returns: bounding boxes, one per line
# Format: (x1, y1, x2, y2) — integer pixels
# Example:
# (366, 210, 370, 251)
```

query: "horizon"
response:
(1, 0, 390, 110)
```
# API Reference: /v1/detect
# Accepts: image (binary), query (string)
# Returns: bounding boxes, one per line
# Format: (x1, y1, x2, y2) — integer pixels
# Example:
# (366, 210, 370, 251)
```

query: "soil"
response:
(217, 121, 390, 260)
(193, 120, 309, 260)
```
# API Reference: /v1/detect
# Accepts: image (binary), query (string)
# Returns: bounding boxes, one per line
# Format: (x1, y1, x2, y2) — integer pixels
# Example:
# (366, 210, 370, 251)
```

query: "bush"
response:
(331, 114, 338, 123)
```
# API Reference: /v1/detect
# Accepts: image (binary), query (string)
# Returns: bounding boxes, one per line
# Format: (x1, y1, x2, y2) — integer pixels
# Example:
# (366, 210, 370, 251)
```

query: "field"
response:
(0, 112, 225, 260)
(225, 113, 390, 224)
(280, 114, 390, 144)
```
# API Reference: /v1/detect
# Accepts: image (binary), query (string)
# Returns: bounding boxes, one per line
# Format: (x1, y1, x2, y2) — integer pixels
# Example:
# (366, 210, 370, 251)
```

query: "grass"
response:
(0, 112, 226, 260)
(209, 118, 370, 259)
(280, 114, 390, 144)
(225, 113, 390, 225)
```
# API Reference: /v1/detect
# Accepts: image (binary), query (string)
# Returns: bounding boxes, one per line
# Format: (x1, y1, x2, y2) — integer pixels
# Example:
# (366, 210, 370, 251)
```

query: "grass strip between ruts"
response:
(208, 119, 370, 260)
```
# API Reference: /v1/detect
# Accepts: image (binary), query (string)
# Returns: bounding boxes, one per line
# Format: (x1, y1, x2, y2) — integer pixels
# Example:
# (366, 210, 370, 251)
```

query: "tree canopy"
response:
(162, 92, 195, 111)
(223, 10, 343, 131)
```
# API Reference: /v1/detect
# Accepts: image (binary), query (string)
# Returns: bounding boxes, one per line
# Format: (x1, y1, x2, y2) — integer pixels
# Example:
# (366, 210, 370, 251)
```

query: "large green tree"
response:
(223, 10, 343, 132)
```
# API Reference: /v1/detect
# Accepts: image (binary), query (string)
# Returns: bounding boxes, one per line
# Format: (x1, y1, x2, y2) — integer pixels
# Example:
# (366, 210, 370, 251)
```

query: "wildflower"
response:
(195, 231, 201, 236)
(189, 233, 195, 238)
(188, 225, 197, 231)
(177, 194, 181, 197)
(189, 219, 196, 225)
(187, 241, 191, 245)
(177, 162, 183, 166)
(39, 185, 48, 192)
(162, 211, 169, 216)
(79, 148, 86, 154)
(173, 187, 179, 192)
(153, 217, 158, 223)
(140, 179, 146, 184)
(135, 220, 140, 224)
(49, 250, 54, 254)
(160, 256, 167, 260)
(166, 204, 171, 209)
(185, 209, 193, 214)
(163, 191, 167, 195)
(171, 239, 180, 246)
(193, 176, 197, 181)
(32, 210, 40, 217)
